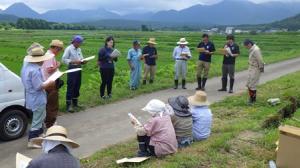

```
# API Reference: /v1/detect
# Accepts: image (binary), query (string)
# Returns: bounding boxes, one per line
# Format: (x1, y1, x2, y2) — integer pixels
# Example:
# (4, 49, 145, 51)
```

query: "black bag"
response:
(55, 78, 64, 89)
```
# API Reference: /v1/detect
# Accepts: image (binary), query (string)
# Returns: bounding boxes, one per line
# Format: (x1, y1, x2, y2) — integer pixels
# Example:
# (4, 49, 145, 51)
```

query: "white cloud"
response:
(1, 0, 300, 14)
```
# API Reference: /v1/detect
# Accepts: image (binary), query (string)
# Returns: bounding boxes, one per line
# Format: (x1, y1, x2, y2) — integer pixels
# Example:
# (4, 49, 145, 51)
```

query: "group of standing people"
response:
(170, 33, 264, 105)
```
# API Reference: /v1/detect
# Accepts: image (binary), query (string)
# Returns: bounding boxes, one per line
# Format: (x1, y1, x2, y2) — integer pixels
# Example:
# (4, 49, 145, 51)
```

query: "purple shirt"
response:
(144, 115, 178, 156)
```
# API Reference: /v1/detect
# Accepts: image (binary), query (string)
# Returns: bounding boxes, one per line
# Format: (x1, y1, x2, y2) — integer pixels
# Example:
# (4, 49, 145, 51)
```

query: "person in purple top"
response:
(98, 36, 118, 99)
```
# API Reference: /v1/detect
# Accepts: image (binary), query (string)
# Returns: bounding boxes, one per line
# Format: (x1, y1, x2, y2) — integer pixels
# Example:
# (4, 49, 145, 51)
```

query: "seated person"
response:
(188, 91, 213, 141)
(168, 96, 193, 148)
(131, 99, 178, 157)
(27, 125, 80, 168)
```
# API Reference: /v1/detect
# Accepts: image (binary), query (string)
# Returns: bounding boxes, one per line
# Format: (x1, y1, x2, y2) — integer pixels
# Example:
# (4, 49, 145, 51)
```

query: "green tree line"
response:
(15, 18, 96, 30)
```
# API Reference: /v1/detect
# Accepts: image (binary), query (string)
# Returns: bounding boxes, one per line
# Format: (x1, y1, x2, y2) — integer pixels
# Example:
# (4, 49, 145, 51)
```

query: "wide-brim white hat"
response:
(31, 125, 79, 148)
(177, 38, 189, 45)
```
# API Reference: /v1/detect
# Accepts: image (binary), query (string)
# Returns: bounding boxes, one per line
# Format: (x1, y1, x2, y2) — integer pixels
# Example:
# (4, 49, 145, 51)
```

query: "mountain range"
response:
(2, 0, 300, 26)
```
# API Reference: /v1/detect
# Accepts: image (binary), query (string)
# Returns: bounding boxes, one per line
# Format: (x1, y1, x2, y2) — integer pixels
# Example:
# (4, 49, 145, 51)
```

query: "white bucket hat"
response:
(142, 99, 166, 115)
(177, 38, 189, 45)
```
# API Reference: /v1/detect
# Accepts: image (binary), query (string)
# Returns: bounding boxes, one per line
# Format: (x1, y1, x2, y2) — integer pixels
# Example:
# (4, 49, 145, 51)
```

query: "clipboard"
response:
(197, 48, 206, 53)
(111, 49, 121, 58)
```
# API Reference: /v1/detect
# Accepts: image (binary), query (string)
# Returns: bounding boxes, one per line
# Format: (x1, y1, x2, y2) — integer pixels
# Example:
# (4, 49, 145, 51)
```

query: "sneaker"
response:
(66, 106, 74, 113)
(218, 88, 227, 92)
(27, 141, 42, 149)
(228, 89, 233, 94)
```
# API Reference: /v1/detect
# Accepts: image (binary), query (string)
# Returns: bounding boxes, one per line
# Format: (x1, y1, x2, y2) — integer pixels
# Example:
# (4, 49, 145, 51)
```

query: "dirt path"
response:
(1, 57, 300, 168)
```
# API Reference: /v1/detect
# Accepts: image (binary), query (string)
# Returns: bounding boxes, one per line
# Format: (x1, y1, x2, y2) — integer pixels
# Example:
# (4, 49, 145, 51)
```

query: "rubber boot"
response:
(196, 78, 202, 90)
(253, 90, 257, 102)
(66, 100, 74, 113)
(248, 89, 255, 105)
(137, 136, 150, 157)
(218, 77, 227, 91)
(229, 78, 234, 93)
(174, 80, 178, 89)
(143, 80, 146, 85)
(149, 79, 154, 84)
(182, 80, 186, 89)
(201, 78, 207, 91)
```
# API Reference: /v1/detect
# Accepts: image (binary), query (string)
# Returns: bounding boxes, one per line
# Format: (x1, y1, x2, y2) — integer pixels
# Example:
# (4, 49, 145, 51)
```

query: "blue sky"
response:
(1, 0, 300, 14)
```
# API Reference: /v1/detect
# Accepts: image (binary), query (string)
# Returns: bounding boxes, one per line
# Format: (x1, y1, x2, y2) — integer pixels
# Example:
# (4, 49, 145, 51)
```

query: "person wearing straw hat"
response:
(131, 99, 177, 157)
(218, 34, 240, 93)
(127, 40, 143, 90)
(27, 125, 80, 168)
(188, 91, 213, 141)
(21, 43, 56, 148)
(62, 35, 88, 112)
(172, 38, 192, 89)
(244, 39, 264, 105)
(142, 38, 158, 85)
(168, 96, 193, 148)
(42, 40, 64, 128)
(196, 34, 216, 91)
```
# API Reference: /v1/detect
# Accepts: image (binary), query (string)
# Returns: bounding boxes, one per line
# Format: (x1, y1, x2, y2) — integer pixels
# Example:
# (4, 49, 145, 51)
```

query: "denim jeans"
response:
(177, 136, 193, 148)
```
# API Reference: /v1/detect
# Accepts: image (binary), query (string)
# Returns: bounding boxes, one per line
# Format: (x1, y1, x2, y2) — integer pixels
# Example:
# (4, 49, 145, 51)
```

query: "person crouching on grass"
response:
(62, 35, 88, 113)
(127, 40, 142, 90)
(218, 34, 240, 93)
(21, 43, 55, 149)
(168, 96, 193, 148)
(188, 91, 213, 141)
(131, 99, 177, 157)
(41, 40, 64, 129)
(172, 38, 192, 89)
(244, 39, 264, 105)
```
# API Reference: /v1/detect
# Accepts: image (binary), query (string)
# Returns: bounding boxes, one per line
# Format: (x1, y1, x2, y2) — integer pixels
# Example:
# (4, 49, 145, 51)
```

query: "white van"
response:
(0, 63, 29, 141)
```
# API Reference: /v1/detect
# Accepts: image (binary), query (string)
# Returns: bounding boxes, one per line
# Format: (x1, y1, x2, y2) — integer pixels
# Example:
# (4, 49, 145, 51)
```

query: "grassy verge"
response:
(81, 71, 300, 168)
(1, 30, 300, 111)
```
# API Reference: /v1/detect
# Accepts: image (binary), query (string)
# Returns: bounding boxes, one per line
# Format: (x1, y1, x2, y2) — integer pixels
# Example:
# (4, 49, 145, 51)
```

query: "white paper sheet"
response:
(81, 56, 95, 62)
(43, 68, 82, 84)
(116, 157, 150, 164)
(16, 153, 32, 168)
(128, 113, 142, 126)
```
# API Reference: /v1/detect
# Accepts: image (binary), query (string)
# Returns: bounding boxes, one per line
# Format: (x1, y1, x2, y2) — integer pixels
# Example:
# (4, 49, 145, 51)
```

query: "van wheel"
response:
(0, 109, 28, 141)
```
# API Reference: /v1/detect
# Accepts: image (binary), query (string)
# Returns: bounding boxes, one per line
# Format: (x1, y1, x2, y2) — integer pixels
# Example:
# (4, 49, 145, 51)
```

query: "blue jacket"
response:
(191, 106, 213, 141)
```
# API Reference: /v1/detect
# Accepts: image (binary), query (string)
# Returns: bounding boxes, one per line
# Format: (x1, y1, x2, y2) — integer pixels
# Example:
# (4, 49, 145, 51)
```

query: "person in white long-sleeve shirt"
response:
(172, 38, 192, 89)
(61, 35, 87, 112)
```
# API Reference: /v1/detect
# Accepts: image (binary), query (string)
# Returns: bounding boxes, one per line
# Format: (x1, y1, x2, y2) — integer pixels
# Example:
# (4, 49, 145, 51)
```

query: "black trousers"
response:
(66, 65, 81, 103)
(100, 68, 115, 97)
(137, 135, 156, 156)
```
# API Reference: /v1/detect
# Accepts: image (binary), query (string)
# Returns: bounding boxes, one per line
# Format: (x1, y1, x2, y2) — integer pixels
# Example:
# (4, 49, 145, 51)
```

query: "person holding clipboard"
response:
(142, 38, 158, 85)
(172, 38, 192, 89)
(98, 36, 119, 99)
(62, 35, 88, 112)
(196, 34, 215, 91)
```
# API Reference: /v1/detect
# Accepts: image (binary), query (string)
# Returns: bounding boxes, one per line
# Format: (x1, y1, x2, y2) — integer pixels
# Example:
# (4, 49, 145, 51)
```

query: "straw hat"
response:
(177, 38, 189, 45)
(168, 96, 191, 117)
(31, 125, 80, 148)
(24, 43, 54, 63)
(142, 99, 165, 114)
(188, 91, 210, 106)
(50, 39, 64, 49)
(147, 38, 157, 45)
